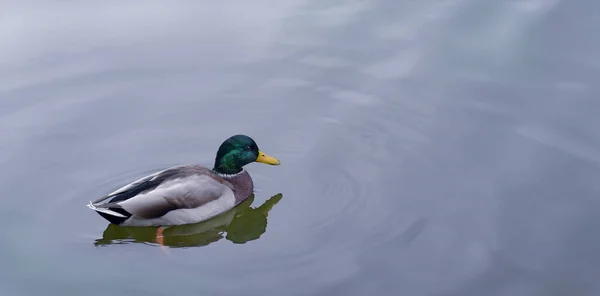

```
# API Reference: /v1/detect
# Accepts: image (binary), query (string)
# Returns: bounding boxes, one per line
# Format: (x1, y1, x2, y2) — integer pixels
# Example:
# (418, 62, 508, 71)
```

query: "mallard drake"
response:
(87, 134, 280, 227)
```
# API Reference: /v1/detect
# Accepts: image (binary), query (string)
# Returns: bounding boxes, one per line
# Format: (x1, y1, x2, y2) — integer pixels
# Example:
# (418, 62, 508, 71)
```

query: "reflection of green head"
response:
(226, 193, 283, 244)
(212, 135, 280, 175)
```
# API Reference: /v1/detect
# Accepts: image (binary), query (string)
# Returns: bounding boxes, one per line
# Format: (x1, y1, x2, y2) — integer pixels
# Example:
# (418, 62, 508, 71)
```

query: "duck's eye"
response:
(245, 145, 252, 151)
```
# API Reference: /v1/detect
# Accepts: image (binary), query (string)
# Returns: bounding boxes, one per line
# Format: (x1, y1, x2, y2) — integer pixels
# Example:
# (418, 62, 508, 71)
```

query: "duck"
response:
(87, 134, 280, 227)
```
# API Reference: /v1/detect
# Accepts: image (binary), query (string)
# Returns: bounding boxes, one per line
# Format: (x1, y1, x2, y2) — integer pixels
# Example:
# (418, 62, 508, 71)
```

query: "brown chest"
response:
(224, 170, 254, 204)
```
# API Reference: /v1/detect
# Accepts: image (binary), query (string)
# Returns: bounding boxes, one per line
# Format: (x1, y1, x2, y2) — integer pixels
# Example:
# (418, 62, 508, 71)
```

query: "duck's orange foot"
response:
(155, 227, 171, 256)
(156, 227, 165, 246)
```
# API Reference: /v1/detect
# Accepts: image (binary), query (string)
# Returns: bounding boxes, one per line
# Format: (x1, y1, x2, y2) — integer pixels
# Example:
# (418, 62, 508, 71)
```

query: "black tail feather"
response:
(95, 207, 132, 225)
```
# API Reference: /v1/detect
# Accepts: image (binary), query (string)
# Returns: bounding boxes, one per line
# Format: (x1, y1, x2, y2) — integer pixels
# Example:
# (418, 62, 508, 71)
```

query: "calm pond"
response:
(1, 1, 599, 295)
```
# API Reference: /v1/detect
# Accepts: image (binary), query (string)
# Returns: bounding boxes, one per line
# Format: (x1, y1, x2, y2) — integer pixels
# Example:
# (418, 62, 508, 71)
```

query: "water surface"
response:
(1, 0, 600, 295)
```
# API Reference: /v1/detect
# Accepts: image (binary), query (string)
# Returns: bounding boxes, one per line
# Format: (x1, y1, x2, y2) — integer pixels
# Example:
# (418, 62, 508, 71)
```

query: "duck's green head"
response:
(213, 134, 280, 175)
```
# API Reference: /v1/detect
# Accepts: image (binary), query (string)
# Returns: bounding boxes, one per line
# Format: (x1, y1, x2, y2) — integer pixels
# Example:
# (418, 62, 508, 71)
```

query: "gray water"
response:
(1, 0, 600, 295)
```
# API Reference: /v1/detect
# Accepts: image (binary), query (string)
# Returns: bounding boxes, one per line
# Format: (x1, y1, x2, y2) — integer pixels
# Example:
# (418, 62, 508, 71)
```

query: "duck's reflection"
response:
(94, 193, 282, 248)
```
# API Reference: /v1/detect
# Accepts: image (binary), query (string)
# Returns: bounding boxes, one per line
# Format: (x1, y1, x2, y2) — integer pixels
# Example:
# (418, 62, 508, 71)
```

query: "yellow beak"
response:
(256, 150, 281, 165)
